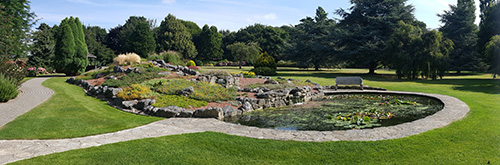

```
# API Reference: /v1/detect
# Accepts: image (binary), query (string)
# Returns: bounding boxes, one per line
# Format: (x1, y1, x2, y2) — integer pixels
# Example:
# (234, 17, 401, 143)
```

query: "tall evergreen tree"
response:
(0, 0, 35, 59)
(53, 17, 88, 75)
(105, 25, 122, 54)
(197, 25, 224, 61)
(478, 1, 500, 61)
(156, 14, 197, 59)
(84, 26, 115, 65)
(127, 20, 156, 58)
(336, 0, 417, 74)
(288, 7, 338, 70)
(439, 0, 485, 73)
(28, 23, 55, 69)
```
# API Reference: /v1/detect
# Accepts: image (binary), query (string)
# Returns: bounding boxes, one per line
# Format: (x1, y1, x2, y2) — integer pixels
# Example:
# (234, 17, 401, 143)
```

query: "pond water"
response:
(226, 94, 444, 131)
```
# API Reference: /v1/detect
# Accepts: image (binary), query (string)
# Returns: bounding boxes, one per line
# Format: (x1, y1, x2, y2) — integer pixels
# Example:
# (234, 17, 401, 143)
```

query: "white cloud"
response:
(162, 0, 176, 4)
(246, 13, 277, 23)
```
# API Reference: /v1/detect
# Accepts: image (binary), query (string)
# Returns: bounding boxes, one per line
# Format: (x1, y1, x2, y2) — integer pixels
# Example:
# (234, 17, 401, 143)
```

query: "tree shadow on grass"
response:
(275, 70, 500, 94)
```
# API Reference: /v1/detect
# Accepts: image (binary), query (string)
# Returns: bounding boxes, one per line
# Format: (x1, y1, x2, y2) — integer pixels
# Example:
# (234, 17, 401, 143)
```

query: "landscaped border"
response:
(200, 90, 470, 141)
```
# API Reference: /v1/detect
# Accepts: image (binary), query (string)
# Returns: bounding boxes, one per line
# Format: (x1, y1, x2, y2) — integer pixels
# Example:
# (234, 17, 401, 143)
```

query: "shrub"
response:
(254, 52, 276, 69)
(186, 60, 196, 67)
(102, 72, 165, 87)
(117, 84, 151, 101)
(152, 95, 207, 108)
(161, 51, 182, 65)
(277, 60, 297, 67)
(194, 60, 203, 66)
(146, 79, 237, 102)
(252, 67, 276, 76)
(253, 52, 277, 76)
(114, 53, 141, 65)
(147, 54, 163, 61)
(0, 61, 28, 86)
(0, 73, 19, 102)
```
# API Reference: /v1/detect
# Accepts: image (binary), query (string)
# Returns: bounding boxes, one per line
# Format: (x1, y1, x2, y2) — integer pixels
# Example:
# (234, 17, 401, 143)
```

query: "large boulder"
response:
(222, 106, 240, 118)
(179, 86, 194, 96)
(122, 100, 138, 109)
(177, 110, 194, 117)
(134, 99, 155, 110)
(154, 106, 183, 118)
(193, 107, 223, 119)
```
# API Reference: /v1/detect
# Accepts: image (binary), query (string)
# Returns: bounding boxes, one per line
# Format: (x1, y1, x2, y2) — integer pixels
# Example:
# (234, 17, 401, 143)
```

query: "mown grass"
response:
(9, 67, 500, 164)
(0, 77, 162, 139)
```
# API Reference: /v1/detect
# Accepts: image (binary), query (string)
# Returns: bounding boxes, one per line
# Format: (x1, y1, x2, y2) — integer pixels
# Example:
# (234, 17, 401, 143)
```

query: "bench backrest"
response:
(335, 77, 363, 85)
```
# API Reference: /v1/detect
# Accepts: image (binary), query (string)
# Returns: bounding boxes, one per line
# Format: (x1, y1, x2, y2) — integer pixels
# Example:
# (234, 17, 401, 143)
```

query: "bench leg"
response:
(361, 84, 363, 90)
(335, 84, 338, 91)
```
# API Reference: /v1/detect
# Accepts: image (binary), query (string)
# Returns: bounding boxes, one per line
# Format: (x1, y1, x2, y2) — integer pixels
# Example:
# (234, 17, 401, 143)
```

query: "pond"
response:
(226, 93, 444, 131)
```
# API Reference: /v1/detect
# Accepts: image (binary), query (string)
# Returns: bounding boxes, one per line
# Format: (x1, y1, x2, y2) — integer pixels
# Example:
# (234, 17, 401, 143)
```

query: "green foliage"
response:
(28, 23, 56, 70)
(226, 42, 261, 68)
(152, 95, 207, 108)
(117, 84, 151, 101)
(478, 1, 500, 70)
(126, 20, 156, 58)
(53, 17, 89, 76)
(388, 21, 454, 80)
(485, 35, 500, 75)
(0, 61, 28, 86)
(145, 79, 237, 102)
(253, 52, 277, 76)
(156, 14, 198, 59)
(252, 67, 276, 76)
(162, 51, 182, 65)
(0, 73, 19, 102)
(439, 0, 485, 72)
(0, 0, 36, 58)
(197, 25, 224, 61)
(337, 0, 418, 74)
(75, 67, 113, 80)
(186, 60, 196, 67)
(102, 72, 165, 88)
(288, 7, 338, 70)
(84, 26, 115, 65)
(233, 24, 289, 60)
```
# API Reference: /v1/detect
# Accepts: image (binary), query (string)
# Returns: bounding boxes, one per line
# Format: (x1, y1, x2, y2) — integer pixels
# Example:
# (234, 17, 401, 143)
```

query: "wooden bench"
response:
(335, 77, 363, 90)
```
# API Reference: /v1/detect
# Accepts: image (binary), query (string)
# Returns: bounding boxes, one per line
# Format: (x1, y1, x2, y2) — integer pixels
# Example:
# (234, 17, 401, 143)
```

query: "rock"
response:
(155, 106, 183, 118)
(264, 79, 279, 84)
(177, 110, 194, 117)
(277, 76, 282, 79)
(239, 101, 254, 112)
(193, 107, 223, 119)
(122, 100, 138, 109)
(109, 75, 117, 80)
(113, 65, 125, 73)
(293, 92, 302, 97)
(105, 88, 122, 99)
(175, 71, 184, 76)
(288, 78, 295, 81)
(179, 86, 195, 96)
(112, 97, 124, 107)
(222, 106, 239, 118)
(134, 99, 153, 110)
(66, 77, 75, 84)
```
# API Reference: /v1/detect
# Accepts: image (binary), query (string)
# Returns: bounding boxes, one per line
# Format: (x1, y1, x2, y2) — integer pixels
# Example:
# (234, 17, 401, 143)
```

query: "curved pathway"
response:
(0, 80, 469, 164)
(0, 77, 54, 128)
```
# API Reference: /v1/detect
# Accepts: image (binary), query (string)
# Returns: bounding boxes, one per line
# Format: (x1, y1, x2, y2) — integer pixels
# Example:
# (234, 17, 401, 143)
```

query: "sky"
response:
(30, 0, 481, 31)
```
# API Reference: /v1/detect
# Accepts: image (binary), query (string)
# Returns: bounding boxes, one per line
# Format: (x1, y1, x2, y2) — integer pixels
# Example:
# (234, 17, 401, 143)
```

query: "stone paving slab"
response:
(0, 89, 469, 164)
(0, 78, 54, 128)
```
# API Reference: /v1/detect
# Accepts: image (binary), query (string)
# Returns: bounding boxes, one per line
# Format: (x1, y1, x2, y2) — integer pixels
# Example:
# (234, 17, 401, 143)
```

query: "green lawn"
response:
(0, 77, 162, 139)
(9, 68, 500, 164)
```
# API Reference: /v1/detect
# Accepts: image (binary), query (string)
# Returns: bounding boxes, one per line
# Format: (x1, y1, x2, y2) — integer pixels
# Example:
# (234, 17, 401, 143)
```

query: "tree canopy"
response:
(197, 25, 224, 61)
(439, 0, 485, 72)
(0, 0, 36, 59)
(336, 0, 417, 74)
(156, 14, 198, 59)
(28, 23, 55, 69)
(53, 17, 89, 76)
(226, 42, 261, 68)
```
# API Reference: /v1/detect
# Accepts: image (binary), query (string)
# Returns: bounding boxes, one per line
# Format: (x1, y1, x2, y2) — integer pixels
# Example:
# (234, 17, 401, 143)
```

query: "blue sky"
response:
(30, 0, 481, 31)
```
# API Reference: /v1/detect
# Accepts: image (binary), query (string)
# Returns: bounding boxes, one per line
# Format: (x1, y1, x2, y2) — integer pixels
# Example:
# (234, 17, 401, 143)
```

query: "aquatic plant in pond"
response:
(230, 94, 443, 131)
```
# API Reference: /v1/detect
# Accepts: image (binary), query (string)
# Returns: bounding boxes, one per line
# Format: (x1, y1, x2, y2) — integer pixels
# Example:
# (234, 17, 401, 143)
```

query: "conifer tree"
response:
(53, 17, 88, 75)
(156, 14, 197, 59)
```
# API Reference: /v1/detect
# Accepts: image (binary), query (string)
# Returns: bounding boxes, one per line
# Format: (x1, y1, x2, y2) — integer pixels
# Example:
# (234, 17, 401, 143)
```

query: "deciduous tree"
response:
(226, 42, 261, 69)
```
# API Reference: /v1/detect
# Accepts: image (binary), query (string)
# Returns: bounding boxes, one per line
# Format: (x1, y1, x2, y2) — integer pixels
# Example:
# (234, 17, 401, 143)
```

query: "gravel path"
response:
(0, 88, 469, 164)
(0, 78, 54, 128)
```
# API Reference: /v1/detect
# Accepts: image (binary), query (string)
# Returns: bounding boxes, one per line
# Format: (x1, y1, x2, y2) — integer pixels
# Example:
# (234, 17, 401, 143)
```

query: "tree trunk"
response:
(315, 66, 320, 71)
(239, 62, 242, 69)
(456, 70, 461, 74)
(368, 62, 377, 75)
